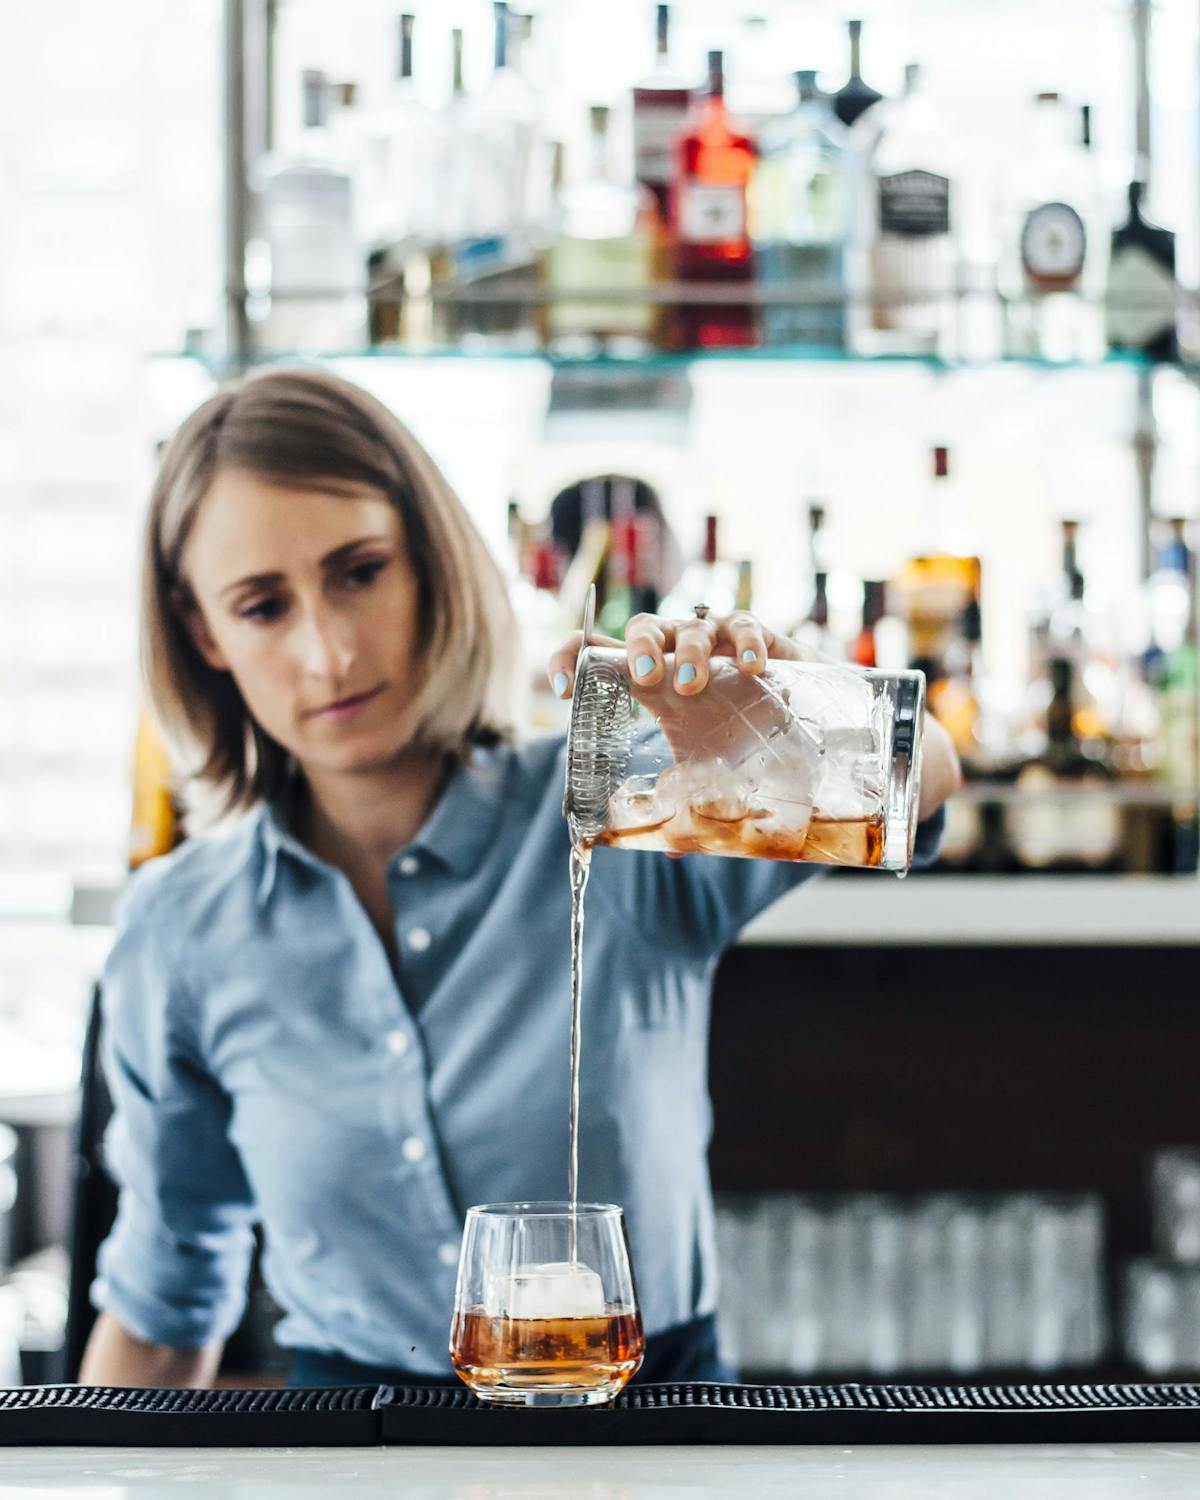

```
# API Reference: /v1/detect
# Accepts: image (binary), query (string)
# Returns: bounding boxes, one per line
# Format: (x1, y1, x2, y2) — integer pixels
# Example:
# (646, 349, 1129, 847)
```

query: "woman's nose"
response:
(296, 604, 357, 682)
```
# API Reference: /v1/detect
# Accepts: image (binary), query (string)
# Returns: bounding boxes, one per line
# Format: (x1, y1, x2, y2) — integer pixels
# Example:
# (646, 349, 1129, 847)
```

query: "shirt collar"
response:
(255, 744, 510, 908)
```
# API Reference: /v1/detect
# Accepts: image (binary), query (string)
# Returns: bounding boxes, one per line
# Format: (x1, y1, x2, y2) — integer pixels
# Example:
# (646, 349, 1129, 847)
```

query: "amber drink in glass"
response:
(449, 1203, 644, 1407)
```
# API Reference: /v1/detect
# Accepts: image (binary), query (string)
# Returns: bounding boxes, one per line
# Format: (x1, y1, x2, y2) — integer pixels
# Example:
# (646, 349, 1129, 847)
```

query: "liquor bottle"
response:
(790, 502, 839, 655)
(750, 70, 853, 348)
(460, 3, 539, 259)
(1003, 93, 1105, 361)
(855, 64, 956, 357)
(632, 3, 693, 224)
(892, 446, 982, 691)
(735, 559, 754, 614)
(670, 51, 757, 350)
(129, 710, 182, 868)
(554, 475, 613, 630)
(660, 513, 739, 617)
(542, 105, 657, 351)
(511, 525, 570, 733)
(930, 599, 984, 761)
(1008, 656, 1121, 872)
(597, 479, 638, 638)
(729, 16, 796, 137)
(794, 570, 836, 657)
(851, 581, 886, 667)
(1106, 181, 1178, 363)
(362, 15, 438, 345)
(253, 69, 367, 354)
(832, 20, 883, 129)
(1148, 519, 1199, 871)
(631, 510, 663, 617)
(361, 17, 427, 244)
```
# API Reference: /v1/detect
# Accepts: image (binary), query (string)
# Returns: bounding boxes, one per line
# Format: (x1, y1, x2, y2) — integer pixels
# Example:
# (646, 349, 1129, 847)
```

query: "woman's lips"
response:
(311, 685, 384, 720)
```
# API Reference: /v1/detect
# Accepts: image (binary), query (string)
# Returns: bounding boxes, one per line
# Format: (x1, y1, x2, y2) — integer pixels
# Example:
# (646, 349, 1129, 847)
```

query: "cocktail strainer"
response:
(563, 586, 636, 844)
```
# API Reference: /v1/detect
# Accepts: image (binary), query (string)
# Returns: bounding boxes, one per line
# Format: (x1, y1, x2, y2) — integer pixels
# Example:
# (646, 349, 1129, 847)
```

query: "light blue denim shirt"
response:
(93, 734, 943, 1373)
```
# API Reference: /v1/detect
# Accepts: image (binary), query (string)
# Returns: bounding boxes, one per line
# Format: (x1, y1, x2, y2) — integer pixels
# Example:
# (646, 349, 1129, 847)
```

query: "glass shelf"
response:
(159, 344, 1200, 378)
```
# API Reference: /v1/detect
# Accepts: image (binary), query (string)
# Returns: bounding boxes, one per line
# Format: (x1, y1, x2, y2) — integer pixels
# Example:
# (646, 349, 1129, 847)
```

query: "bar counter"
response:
(4, 1439, 1200, 1496)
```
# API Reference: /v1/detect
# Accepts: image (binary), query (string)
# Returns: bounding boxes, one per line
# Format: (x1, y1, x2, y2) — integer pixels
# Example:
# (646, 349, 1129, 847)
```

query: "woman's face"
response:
(179, 467, 424, 775)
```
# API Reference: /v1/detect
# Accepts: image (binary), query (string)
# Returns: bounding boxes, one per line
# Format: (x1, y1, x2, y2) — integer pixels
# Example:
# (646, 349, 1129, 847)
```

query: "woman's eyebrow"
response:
(219, 535, 392, 599)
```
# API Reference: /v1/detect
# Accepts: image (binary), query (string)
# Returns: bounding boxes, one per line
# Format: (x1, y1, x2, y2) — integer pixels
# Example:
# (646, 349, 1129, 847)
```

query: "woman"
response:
(80, 367, 959, 1389)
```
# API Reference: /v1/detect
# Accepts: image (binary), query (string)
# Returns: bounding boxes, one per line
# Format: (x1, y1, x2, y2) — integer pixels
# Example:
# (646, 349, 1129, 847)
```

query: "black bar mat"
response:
(6, 1381, 1200, 1446)
(0, 1384, 385, 1446)
(379, 1381, 1200, 1446)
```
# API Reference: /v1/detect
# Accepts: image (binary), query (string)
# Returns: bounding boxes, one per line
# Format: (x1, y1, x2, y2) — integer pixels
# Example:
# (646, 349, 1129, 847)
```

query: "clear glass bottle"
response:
(252, 69, 367, 354)
(1002, 93, 1106, 361)
(660, 513, 739, 618)
(750, 70, 853, 348)
(729, 15, 796, 137)
(853, 64, 956, 357)
(542, 105, 657, 352)
(632, 3, 693, 224)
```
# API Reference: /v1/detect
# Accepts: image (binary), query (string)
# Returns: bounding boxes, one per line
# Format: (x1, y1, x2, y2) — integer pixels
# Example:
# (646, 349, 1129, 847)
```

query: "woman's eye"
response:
(345, 560, 387, 588)
(240, 598, 285, 622)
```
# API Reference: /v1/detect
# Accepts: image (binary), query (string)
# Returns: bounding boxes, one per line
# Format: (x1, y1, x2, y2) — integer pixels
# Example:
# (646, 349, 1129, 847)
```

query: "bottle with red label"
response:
(670, 50, 757, 349)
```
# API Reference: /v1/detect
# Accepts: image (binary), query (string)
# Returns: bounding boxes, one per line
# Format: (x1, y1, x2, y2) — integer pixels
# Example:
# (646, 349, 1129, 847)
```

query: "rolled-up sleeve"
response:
(91, 875, 256, 1349)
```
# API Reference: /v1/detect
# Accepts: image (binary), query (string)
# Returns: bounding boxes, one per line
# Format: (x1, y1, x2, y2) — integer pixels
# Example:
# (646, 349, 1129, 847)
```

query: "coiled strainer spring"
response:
(563, 587, 636, 844)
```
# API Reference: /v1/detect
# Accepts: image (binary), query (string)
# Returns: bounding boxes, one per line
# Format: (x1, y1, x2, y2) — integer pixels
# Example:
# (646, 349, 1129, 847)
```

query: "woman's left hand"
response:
(547, 609, 827, 706)
(547, 609, 962, 824)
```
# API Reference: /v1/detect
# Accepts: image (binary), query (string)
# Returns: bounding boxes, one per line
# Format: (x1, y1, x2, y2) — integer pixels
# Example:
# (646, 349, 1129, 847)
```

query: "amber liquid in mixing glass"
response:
(591, 810, 886, 867)
(450, 1306, 644, 1393)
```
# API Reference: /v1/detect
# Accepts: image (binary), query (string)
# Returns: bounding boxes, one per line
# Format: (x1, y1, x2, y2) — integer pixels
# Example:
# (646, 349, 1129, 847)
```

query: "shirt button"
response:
(437, 1241, 459, 1268)
(401, 1135, 427, 1163)
(386, 1029, 409, 1057)
(407, 926, 432, 953)
(398, 855, 420, 877)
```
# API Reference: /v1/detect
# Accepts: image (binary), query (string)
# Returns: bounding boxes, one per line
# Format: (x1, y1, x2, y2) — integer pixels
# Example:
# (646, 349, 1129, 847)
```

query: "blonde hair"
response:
(142, 365, 516, 822)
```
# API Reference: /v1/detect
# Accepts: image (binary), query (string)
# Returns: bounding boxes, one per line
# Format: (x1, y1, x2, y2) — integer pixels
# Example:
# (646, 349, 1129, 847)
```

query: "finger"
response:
(721, 612, 768, 674)
(547, 628, 624, 699)
(623, 613, 669, 686)
(671, 616, 718, 695)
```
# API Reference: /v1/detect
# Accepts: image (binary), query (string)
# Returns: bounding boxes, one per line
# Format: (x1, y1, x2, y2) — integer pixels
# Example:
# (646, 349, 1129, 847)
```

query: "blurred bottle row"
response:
(714, 1191, 1107, 1376)
(244, 5, 1184, 362)
(1126, 1149, 1200, 1374)
(504, 451, 1200, 875)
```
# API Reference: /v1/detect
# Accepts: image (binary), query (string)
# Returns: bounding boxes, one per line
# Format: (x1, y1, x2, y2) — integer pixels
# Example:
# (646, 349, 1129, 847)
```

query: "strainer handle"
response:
(581, 582, 597, 646)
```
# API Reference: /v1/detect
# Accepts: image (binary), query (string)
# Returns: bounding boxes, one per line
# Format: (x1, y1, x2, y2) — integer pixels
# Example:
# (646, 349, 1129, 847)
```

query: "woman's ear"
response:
(178, 595, 230, 673)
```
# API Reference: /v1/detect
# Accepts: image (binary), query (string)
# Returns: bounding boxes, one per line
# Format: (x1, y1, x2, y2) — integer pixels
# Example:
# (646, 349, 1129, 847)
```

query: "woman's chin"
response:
(299, 729, 410, 776)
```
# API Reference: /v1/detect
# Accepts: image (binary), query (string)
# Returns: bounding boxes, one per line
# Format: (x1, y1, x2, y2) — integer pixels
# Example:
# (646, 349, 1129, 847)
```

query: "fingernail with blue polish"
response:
(677, 663, 697, 686)
(553, 671, 569, 697)
(741, 649, 758, 664)
(635, 654, 656, 680)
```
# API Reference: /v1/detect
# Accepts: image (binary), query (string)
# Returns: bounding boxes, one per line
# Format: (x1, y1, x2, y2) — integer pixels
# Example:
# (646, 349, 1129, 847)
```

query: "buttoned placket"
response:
(330, 857, 463, 1272)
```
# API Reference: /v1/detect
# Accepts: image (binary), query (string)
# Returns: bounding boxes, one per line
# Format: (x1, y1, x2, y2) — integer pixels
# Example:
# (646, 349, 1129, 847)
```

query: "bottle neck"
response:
(451, 29, 464, 95)
(588, 108, 611, 181)
(703, 515, 719, 567)
(398, 14, 414, 83)
(655, 3, 670, 60)
(1047, 658, 1077, 749)
(493, 1, 508, 73)
(302, 71, 327, 130)
(706, 51, 725, 103)
(848, 21, 863, 79)
(809, 572, 829, 627)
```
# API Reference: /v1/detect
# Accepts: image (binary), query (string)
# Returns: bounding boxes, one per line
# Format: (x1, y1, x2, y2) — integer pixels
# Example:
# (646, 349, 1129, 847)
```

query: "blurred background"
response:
(0, 0, 1198, 1388)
